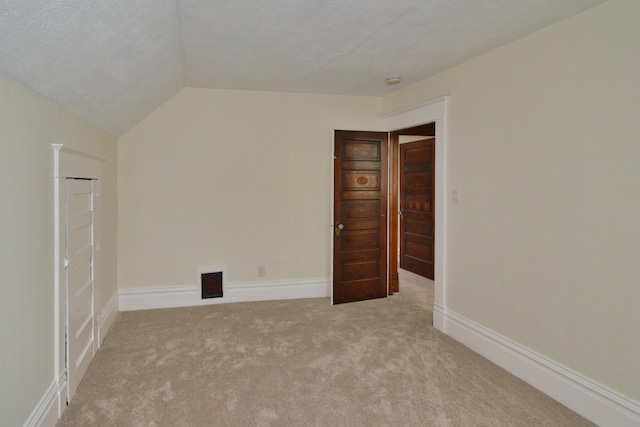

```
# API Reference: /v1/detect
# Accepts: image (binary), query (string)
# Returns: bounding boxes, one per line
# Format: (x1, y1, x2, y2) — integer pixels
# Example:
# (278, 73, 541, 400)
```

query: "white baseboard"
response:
(118, 277, 330, 311)
(55, 370, 66, 421)
(438, 309, 640, 427)
(98, 290, 118, 346)
(22, 379, 58, 427)
(433, 303, 446, 331)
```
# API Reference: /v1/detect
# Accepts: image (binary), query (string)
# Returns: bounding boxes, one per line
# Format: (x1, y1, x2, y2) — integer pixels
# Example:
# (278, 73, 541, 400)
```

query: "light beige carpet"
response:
(57, 270, 593, 426)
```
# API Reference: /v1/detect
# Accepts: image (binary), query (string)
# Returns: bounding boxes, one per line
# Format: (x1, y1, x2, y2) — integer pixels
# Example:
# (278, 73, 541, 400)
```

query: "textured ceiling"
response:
(0, 0, 606, 136)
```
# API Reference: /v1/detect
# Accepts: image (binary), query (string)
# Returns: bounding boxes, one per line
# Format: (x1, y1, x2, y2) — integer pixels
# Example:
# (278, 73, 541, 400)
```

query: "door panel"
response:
(333, 131, 388, 304)
(400, 139, 434, 279)
(66, 178, 95, 402)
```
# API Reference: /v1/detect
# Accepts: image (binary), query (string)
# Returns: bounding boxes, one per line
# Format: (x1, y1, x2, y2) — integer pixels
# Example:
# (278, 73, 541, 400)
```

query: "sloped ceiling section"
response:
(0, 0, 184, 136)
(0, 0, 605, 136)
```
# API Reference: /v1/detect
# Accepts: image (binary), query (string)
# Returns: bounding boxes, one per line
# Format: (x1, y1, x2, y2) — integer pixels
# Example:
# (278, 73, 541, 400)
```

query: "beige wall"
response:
(383, 0, 640, 400)
(0, 73, 117, 425)
(118, 88, 379, 288)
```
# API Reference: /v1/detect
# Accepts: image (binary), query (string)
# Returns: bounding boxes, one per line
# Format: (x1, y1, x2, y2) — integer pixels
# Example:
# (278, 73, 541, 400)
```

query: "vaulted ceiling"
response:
(0, 0, 605, 136)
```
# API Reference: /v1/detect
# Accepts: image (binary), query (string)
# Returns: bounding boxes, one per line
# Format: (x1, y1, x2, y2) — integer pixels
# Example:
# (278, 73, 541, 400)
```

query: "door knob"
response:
(335, 223, 344, 236)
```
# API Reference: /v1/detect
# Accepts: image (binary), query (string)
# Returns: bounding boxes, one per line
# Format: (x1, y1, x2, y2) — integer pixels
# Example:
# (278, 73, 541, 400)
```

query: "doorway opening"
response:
(331, 97, 448, 328)
(389, 123, 435, 295)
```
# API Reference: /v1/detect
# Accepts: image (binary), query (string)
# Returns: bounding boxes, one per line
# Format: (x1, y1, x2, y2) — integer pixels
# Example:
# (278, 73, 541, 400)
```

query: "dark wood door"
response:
(400, 139, 434, 279)
(333, 131, 388, 304)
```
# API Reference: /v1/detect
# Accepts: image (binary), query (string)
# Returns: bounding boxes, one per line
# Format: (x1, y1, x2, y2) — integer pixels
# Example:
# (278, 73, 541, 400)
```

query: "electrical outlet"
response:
(258, 265, 266, 277)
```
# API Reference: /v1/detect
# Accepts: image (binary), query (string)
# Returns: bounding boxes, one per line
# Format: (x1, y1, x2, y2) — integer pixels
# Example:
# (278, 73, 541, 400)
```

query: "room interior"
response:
(1, 1, 639, 426)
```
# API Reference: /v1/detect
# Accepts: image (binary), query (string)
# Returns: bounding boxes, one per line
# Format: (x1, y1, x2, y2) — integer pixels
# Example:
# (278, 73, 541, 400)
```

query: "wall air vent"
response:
(201, 271, 223, 299)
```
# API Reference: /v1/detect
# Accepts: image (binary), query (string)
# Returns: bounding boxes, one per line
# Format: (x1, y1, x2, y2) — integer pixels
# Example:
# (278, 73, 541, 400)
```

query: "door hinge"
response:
(64, 258, 70, 268)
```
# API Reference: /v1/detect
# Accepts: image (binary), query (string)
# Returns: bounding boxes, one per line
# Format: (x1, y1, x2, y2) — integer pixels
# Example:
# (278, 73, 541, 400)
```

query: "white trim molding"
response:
(380, 96, 449, 132)
(55, 370, 67, 420)
(98, 290, 119, 347)
(442, 310, 640, 427)
(118, 277, 330, 311)
(22, 380, 58, 427)
(379, 96, 449, 331)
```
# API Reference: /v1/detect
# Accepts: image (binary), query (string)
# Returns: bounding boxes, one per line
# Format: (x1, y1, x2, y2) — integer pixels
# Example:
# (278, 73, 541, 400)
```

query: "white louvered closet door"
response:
(65, 178, 95, 402)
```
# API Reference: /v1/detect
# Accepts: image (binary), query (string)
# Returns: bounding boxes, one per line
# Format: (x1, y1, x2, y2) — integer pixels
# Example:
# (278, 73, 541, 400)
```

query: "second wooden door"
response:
(400, 139, 434, 279)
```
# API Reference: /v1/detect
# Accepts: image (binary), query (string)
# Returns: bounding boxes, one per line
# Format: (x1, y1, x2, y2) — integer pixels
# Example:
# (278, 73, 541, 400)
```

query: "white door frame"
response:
(379, 96, 449, 332)
(52, 144, 103, 414)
